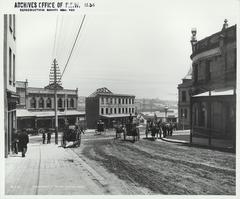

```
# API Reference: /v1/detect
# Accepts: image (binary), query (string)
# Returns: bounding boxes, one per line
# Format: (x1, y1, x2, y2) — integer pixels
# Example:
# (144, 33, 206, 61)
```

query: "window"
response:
(199, 103, 206, 127)
(9, 15, 12, 32)
(205, 60, 211, 81)
(106, 108, 108, 114)
(30, 97, 36, 108)
(182, 91, 186, 102)
(122, 98, 125, 104)
(101, 108, 104, 115)
(129, 108, 131, 114)
(101, 97, 104, 104)
(125, 108, 128, 114)
(39, 97, 44, 108)
(194, 64, 198, 83)
(181, 109, 183, 117)
(119, 108, 121, 114)
(58, 98, 63, 108)
(13, 15, 16, 39)
(114, 98, 117, 104)
(13, 54, 15, 85)
(110, 98, 112, 104)
(126, 98, 128, 104)
(46, 98, 51, 108)
(118, 98, 121, 104)
(9, 48, 12, 84)
(114, 108, 117, 114)
(110, 108, 112, 114)
(132, 108, 134, 114)
(122, 108, 124, 114)
(184, 109, 187, 119)
(70, 98, 74, 108)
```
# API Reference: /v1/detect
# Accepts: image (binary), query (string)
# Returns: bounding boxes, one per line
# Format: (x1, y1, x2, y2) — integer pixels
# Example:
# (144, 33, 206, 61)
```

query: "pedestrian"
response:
(129, 113, 133, 124)
(12, 128, 19, 154)
(169, 122, 173, 136)
(47, 130, 51, 144)
(42, 129, 46, 144)
(18, 128, 29, 157)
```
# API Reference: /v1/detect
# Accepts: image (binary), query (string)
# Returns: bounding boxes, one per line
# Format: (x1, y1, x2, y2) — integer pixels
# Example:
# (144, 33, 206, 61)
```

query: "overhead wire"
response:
(58, 14, 86, 83)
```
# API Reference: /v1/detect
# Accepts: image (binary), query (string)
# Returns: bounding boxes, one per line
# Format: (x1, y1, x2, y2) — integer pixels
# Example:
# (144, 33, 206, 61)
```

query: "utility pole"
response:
(53, 58, 58, 144)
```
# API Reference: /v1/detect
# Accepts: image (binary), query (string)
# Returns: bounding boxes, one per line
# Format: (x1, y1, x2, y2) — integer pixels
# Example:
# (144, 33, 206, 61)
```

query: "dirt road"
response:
(71, 134, 235, 195)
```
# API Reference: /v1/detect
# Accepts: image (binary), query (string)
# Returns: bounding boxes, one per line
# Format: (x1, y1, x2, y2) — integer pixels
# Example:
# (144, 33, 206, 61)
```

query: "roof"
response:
(27, 87, 77, 95)
(141, 111, 178, 119)
(17, 109, 85, 118)
(89, 87, 135, 98)
(100, 114, 132, 118)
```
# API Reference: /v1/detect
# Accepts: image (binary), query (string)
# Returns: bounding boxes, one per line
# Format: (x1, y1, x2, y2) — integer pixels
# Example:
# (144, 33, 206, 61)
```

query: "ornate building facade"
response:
(16, 80, 85, 131)
(86, 87, 135, 128)
(190, 20, 236, 147)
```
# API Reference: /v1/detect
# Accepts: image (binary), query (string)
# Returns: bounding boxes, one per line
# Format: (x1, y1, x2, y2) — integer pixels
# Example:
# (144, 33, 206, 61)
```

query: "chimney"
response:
(190, 28, 197, 52)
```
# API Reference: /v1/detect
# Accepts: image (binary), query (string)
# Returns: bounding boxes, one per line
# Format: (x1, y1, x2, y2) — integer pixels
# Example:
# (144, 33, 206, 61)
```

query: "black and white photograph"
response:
(1, 0, 238, 197)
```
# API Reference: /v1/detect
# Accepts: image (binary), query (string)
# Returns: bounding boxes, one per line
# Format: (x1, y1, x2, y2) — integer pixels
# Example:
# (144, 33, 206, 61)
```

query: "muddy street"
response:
(71, 135, 235, 195)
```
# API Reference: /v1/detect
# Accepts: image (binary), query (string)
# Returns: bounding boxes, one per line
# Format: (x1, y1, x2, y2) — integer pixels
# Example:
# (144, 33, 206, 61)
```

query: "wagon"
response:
(123, 123, 140, 142)
(62, 125, 81, 147)
(95, 121, 105, 135)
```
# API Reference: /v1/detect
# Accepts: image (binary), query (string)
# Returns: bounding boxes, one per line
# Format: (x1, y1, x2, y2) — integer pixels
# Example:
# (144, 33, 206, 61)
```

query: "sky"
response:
(16, 0, 239, 100)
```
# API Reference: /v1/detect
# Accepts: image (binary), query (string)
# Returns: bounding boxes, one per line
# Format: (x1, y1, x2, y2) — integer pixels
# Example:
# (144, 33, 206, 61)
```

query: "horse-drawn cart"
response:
(62, 125, 81, 148)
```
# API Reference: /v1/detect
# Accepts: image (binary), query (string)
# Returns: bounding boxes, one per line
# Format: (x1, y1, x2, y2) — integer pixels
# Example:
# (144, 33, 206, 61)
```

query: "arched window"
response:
(70, 98, 74, 108)
(30, 97, 36, 108)
(46, 98, 51, 108)
(58, 98, 62, 108)
(39, 97, 44, 108)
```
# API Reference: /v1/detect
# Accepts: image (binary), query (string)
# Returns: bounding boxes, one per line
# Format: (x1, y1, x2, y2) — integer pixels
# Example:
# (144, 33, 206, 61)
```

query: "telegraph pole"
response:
(53, 58, 58, 144)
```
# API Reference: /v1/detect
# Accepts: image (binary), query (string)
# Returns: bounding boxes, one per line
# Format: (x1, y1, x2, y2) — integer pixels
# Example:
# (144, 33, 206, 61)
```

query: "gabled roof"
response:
(89, 87, 113, 97)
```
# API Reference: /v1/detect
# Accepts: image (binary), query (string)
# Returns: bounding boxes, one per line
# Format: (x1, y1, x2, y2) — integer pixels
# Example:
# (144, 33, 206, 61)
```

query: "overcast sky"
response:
(16, 0, 238, 100)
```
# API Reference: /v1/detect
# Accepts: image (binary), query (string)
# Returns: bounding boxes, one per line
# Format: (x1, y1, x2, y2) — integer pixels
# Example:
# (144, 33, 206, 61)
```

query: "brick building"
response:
(178, 68, 192, 129)
(86, 87, 135, 128)
(3, 14, 18, 157)
(190, 20, 236, 146)
(16, 80, 85, 131)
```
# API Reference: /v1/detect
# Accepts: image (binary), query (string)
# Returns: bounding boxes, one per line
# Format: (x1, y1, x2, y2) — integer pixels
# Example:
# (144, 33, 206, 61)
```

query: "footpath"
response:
(161, 130, 234, 152)
(5, 142, 106, 195)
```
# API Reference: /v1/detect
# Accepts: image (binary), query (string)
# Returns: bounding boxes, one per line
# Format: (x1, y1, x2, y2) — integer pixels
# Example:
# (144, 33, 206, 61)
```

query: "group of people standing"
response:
(12, 128, 29, 157)
(41, 129, 52, 144)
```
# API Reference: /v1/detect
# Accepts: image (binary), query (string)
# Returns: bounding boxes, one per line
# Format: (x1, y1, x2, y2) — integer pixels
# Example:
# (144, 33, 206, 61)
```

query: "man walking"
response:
(42, 130, 46, 144)
(18, 129, 29, 157)
(47, 130, 51, 144)
(12, 128, 19, 154)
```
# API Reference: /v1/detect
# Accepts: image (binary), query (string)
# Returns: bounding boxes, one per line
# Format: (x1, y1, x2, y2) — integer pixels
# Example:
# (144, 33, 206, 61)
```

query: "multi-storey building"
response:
(16, 80, 85, 131)
(178, 68, 192, 129)
(3, 14, 18, 157)
(86, 87, 135, 128)
(190, 20, 236, 146)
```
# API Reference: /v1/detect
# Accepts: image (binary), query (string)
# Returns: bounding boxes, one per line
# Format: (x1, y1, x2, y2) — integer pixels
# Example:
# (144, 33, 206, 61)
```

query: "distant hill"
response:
(77, 96, 177, 113)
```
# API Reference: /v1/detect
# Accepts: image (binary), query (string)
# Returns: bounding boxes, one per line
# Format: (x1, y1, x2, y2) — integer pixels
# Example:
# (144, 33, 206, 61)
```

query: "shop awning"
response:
(193, 88, 235, 97)
(17, 109, 85, 118)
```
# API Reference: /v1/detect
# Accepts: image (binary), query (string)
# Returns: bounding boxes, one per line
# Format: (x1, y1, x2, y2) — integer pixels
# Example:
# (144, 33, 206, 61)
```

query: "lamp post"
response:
(164, 106, 168, 122)
(182, 113, 185, 131)
(188, 89, 193, 144)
